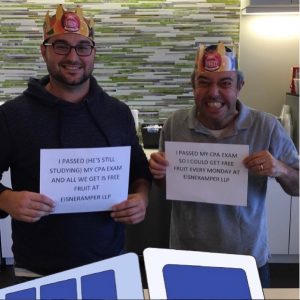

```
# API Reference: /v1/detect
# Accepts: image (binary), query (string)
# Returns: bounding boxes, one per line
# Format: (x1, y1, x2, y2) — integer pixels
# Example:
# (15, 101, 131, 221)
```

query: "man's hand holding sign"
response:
(39, 146, 149, 225)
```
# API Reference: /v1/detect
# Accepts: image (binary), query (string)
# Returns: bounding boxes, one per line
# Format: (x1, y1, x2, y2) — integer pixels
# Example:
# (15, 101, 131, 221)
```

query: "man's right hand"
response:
(0, 190, 55, 222)
(149, 151, 169, 180)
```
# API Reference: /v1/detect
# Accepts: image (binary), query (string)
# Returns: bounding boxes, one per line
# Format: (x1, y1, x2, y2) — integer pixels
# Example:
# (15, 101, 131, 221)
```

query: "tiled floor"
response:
(0, 262, 298, 289)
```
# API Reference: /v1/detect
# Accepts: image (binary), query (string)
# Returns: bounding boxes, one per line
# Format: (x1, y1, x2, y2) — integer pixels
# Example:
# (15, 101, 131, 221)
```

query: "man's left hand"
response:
(244, 150, 289, 178)
(110, 193, 147, 224)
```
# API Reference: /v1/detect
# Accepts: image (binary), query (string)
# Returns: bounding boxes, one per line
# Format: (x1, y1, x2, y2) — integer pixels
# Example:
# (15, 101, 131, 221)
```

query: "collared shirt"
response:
(159, 100, 298, 267)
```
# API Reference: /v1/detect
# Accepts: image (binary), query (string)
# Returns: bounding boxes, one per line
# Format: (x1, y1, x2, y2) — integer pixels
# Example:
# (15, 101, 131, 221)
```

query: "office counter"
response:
(143, 289, 299, 299)
(263, 288, 299, 299)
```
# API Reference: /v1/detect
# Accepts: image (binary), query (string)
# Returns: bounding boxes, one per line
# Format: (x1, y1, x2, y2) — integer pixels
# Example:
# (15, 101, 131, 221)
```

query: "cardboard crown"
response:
(43, 4, 94, 42)
(194, 42, 237, 73)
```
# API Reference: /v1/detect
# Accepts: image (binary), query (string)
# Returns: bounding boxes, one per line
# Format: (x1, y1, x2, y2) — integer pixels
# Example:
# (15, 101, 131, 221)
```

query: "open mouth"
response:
(206, 102, 223, 109)
(62, 65, 82, 70)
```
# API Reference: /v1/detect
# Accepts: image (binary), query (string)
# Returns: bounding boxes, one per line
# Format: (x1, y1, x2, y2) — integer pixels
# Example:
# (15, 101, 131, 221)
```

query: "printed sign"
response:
(40, 146, 130, 213)
(165, 141, 249, 206)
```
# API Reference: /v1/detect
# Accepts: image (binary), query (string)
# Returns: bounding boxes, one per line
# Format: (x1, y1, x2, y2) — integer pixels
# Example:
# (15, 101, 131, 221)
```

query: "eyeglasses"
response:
(43, 41, 95, 57)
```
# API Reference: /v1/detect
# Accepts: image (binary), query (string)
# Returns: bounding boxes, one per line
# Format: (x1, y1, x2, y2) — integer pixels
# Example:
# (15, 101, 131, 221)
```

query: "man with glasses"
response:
(0, 5, 152, 282)
(43, 41, 95, 57)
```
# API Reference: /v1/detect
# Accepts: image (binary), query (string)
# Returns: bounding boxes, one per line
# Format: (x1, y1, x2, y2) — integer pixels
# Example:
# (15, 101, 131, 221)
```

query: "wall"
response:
(239, 14, 299, 116)
(0, 0, 240, 124)
(1, 3, 299, 119)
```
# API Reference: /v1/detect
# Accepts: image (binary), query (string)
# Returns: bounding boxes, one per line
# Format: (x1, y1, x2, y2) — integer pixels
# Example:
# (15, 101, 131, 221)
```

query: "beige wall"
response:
(239, 14, 299, 116)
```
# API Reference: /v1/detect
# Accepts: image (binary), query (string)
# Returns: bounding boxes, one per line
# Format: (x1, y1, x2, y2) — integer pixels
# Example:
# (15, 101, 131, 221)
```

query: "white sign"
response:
(165, 142, 249, 206)
(40, 146, 130, 214)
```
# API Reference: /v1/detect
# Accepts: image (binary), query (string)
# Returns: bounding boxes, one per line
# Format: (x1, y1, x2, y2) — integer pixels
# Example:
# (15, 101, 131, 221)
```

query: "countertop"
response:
(264, 288, 299, 299)
(143, 289, 300, 299)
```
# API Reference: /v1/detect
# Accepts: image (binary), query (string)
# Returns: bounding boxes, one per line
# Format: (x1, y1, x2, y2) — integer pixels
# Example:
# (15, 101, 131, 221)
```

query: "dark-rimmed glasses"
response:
(43, 41, 95, 57)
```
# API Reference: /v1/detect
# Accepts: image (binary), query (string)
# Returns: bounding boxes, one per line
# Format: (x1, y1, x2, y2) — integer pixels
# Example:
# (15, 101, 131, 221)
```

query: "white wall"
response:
(239, 14, 299, 116)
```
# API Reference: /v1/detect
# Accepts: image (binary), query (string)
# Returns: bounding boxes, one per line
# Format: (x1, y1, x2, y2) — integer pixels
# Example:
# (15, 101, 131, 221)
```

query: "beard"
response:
(51, 72, 91, 87)
(46, 60, 93, 88)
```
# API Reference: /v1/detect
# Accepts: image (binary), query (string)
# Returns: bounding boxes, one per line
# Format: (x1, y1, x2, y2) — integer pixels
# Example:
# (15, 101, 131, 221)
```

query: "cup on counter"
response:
(290, 67, 299, 94)
(293, 78, 299, 95)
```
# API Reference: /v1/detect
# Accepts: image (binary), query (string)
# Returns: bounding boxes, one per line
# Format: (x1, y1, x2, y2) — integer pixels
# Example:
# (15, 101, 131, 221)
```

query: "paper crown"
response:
(43, 4, 94, 42)
(194, 42, 237, 73)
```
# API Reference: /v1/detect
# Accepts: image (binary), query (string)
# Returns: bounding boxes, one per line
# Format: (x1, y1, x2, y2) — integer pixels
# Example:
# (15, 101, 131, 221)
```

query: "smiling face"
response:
(193, 71, 243, 130)
(41, 33, 95, 89)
